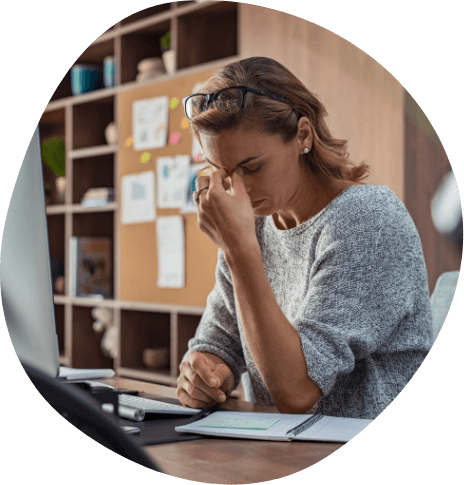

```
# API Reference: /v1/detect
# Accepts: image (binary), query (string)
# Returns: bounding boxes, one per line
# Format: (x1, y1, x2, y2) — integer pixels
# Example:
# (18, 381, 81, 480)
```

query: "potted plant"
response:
(41, 136, 66, 204)
(160, 31, 175, 75)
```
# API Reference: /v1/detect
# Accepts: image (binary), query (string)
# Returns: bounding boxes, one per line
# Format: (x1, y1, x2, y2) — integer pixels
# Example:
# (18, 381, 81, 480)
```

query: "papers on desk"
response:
(175, 411, 373, 443)
(156, 216, 185, 288)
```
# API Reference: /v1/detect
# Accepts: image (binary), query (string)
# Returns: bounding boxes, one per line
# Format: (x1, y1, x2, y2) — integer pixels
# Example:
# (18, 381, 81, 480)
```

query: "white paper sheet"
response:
(121, 171, 156, 224)
(156, 155, 191, 209)
(132, 96, 169, 150)
(156, 216, 185, 288)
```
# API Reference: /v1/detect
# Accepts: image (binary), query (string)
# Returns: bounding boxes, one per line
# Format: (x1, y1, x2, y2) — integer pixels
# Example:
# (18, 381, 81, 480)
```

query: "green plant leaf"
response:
(41, 137, 65, 177)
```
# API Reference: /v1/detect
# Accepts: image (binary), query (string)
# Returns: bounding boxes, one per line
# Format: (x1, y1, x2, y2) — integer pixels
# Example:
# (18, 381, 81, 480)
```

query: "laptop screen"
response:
(1, 126, 60, 377)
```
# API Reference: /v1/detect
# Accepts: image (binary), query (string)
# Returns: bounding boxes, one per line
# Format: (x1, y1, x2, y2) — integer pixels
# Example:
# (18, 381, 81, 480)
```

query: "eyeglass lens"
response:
(186, 88, 244, 119)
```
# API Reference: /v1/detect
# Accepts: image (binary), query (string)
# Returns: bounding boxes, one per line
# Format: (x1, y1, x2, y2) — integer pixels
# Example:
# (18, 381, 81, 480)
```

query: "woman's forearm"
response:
(223, 244, 322, 413)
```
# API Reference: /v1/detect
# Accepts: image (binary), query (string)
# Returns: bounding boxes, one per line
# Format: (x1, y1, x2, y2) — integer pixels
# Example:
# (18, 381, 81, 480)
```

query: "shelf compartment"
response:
(71, 305, 114, 368)
(172, 313, 202, 374)
(120, 19, 171, 84)
(120, 3, 172, 25)
(120, 310, 171, 372)
(50, 70, 73, 101)
(72, 153, 115, 204)
(72, 210, 114, 238)
(72, 96, 115, 149)
(54, 303, 65, 356)
(117, 367, 176, 386)
(47, 214, 66, 295)
(75, 38, 115, 66)
(177, 1, 238, 70)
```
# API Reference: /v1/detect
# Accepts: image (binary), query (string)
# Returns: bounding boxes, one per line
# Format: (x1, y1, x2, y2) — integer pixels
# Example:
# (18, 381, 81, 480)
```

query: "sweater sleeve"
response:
(294, 201, 432, 397)
(186, 249, 247, 389)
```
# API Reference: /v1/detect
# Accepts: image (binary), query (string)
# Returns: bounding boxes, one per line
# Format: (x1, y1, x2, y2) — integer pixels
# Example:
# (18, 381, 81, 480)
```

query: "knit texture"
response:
(188, 185, 433, 419)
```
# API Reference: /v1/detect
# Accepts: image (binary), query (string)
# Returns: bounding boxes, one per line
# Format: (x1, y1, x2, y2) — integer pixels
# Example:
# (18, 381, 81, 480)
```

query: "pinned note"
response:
(132, 96, 169, 150)
(121, 171, 156, 225)
(156, 155, 190, 209)
(156, 216, 185, 288)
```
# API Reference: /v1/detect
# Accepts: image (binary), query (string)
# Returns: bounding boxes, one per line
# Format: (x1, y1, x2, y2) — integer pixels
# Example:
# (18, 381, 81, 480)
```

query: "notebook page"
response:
(295, 416, 373, 442)
(176, 411, 310, 440)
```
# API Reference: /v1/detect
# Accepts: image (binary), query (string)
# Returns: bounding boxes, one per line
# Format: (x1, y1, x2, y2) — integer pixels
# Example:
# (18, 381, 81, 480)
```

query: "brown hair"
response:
(189, 57, 369, 183)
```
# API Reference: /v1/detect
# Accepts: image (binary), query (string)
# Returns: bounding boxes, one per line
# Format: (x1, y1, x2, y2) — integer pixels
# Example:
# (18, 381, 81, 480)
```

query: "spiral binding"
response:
(286, 411, 324, 436)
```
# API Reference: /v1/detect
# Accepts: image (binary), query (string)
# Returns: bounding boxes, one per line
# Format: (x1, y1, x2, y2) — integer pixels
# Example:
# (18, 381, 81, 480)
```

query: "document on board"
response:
(156, 216, 185, 288)
(132, 96, 169, 150)
(121, 171, 156, 224)
(156, 155, 191, 209)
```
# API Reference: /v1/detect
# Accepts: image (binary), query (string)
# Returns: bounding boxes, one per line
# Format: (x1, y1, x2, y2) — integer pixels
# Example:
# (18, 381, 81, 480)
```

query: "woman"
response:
(176, 57, 432, 419)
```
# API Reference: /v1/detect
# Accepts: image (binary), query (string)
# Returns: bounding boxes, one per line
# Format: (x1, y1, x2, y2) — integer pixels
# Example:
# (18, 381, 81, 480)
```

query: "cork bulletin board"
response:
(117, 67, 220, 306)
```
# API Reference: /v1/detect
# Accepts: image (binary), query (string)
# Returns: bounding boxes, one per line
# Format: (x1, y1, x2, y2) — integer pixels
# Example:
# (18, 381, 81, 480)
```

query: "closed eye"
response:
(242, 165, 263, 175)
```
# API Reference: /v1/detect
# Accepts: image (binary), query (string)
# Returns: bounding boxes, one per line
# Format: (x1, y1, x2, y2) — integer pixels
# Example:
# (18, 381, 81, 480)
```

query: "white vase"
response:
(55, 177, 66, 205)
(162, 50, 176, 75)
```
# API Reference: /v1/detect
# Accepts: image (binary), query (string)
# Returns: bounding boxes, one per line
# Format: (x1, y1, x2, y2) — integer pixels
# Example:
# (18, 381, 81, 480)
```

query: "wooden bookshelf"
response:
(38, 1, 454, 388)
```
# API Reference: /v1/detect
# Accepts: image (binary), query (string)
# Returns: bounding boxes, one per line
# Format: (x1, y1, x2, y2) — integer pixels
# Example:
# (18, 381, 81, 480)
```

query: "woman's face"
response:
(199, 126, 310, 216)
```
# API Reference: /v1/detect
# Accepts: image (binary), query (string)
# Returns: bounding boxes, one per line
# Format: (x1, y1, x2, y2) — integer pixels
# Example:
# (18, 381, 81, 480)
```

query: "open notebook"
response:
(175, 410, 372, 442)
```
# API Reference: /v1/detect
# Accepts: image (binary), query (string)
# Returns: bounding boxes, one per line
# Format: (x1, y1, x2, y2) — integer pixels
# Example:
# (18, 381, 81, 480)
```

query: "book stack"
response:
(81, 187, 115, 207)
(69, 237, 113, 299)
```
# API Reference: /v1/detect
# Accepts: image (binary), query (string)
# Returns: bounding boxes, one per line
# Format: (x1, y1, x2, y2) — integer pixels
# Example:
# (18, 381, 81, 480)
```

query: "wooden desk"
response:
(102, 377, 343, 483)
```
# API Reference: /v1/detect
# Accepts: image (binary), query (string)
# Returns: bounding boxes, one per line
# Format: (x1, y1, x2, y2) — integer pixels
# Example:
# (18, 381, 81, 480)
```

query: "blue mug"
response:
(71, 64, 103, 96)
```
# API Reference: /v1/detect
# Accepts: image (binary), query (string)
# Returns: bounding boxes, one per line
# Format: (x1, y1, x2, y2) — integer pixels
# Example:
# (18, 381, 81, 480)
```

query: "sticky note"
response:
(170, 132, 181, 145)
(170, 97, 180, 109)
(140, 152, 151, 164)
(181, 118, 189, 129)
(126, 137, 133, 147)
(200, 417, 280, 430)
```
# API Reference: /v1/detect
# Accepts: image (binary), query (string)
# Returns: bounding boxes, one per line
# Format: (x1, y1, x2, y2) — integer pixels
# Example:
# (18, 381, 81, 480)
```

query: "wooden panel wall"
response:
(239, 4, 405, 199)
(404, 92, 461, 293)
(117, 68, 219, 306)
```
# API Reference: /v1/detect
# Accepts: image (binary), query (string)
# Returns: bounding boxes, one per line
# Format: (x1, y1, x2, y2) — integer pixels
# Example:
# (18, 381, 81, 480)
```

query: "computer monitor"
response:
(1, 126, 60, 378)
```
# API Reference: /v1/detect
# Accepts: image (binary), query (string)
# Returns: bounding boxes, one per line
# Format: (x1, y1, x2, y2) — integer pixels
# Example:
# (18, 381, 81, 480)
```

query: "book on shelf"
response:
(81, 187, 115, 207)
(69, 237, 113, 299)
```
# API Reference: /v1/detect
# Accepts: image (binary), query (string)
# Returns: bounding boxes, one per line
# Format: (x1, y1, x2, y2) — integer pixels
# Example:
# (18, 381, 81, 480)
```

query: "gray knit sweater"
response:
(187, 185, 433, 419)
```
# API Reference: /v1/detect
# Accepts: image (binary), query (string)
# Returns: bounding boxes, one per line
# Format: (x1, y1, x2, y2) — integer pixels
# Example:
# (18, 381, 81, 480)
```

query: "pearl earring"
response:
(303, 147, 309, 154)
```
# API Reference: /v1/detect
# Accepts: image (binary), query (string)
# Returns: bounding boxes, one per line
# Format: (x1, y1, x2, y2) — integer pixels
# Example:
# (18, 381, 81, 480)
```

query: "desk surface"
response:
(102, 377, 343, 483)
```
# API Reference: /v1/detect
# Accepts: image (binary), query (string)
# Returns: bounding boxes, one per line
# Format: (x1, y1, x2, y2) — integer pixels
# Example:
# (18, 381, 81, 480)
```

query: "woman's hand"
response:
(194, 167, 258, 256)
(176, 352, 234, 408)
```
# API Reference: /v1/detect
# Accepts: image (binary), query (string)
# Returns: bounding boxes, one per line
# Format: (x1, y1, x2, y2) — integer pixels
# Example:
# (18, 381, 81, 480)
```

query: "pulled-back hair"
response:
(190, 57, 369, 182)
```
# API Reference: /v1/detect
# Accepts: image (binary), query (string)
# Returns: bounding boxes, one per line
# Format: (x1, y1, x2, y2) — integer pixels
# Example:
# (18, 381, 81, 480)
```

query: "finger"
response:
(223, 178, 232, 193)
(189, 353, 222, 388)
(183, 364, 226, 402)
(230, 167, 248, 198)
(176, 387, 210, 409)
(179, 372, 217, 404)
(209, 168, 229, 193)
(195, 175, 210, 191)
(214, 363, 232, 385)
